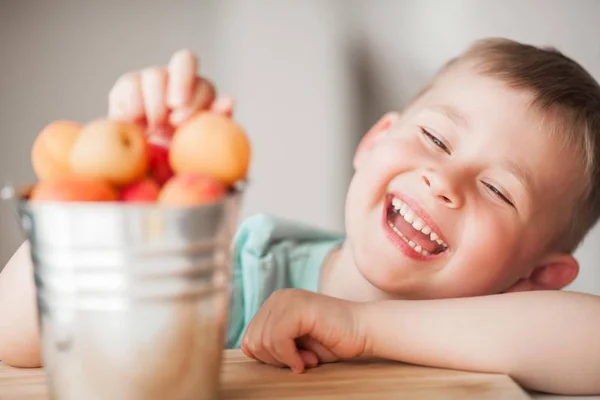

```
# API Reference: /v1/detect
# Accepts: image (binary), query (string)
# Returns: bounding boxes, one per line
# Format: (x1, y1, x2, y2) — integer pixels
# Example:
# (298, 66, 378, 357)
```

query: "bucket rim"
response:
(2, 179, 248, 212)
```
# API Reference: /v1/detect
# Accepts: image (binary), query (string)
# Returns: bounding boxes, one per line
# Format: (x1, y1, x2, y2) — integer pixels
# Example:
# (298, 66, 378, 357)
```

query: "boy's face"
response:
(345, 65, 583, 299)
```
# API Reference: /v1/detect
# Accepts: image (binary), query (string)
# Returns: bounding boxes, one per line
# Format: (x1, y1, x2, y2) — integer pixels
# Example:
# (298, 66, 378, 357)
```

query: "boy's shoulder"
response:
(226, 213, 344, 348)
(233, 212, 345, 258)
(231, 213, 345, 291)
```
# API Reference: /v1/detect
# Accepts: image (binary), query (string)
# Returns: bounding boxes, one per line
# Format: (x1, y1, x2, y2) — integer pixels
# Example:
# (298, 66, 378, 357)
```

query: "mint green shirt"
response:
(226, 213, 344, 348)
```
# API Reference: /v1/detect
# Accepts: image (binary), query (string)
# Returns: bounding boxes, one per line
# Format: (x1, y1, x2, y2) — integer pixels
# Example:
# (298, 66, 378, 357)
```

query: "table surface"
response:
(0, 350, 596, 399)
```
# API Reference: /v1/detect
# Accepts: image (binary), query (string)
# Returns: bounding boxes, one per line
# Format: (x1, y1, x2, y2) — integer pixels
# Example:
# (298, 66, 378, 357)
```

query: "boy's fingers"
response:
(255, 350, 287, 369)
(168, 77, 216, 126)
(146, 124, 174, 142)
(168, 108, 192, 127)
(297, 336, 339, 364)
(246, 339, 287, 369)
(261, 313, 301, 371)
(140, 67, 168, 127)
(241, 340, 256, 360)
(210, 96, 235, 117)
(283, 339, 307, 374)
(241, 317, 287, 369)
(108, 72, 144, 122)
(170, 94, 235, 126)
(298, 349, 319, 368)
(167, 49, 198, 109)
(190, 77, 217, 110)
(259, 350, 288, 369)
(268, 331, 305, 374)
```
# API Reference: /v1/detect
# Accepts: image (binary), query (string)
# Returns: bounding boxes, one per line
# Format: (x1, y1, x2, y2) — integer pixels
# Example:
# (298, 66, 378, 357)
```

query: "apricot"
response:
(29, 177, 118, 202)
(169, 112, 251, 186)
(147, 140, 173, 186)
(70, 119, 148, 187)
(31, 120, 82, 180)
(119, 178, 160, 202)
(158, 173, 226, 206)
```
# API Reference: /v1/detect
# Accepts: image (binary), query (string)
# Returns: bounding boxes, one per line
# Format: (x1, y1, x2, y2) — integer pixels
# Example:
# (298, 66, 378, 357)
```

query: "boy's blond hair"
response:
(426, 38, 600, 253)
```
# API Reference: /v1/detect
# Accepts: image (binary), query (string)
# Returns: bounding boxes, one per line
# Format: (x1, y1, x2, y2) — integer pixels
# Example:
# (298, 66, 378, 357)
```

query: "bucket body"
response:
(12, 184, 243, 400)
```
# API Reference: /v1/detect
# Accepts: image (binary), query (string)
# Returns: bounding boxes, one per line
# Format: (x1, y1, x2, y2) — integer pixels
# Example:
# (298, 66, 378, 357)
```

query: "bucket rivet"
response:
(0, 185, 15, 201)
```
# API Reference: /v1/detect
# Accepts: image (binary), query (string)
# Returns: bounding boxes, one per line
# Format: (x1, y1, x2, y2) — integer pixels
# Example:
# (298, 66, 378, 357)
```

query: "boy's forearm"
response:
(0, 241, 42, 368)
(362, 290, 600, 395)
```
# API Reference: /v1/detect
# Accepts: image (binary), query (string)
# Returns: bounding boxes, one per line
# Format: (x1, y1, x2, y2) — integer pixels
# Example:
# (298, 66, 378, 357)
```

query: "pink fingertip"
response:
(167, 49, 197, 108)
(291, 364, 305, 374)
(169, 108, 195, 126)
(289, 351, 307, 374)
(299, 350, 319, 368)
(211, 96, 235, 117)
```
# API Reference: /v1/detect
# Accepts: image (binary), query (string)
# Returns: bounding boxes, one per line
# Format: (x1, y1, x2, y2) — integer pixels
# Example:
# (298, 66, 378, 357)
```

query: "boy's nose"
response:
(421, 173, 463, 209)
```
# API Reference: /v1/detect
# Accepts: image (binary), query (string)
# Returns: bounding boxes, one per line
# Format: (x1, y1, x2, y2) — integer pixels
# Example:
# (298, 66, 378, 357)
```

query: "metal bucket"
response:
(3, 183, 244, 400)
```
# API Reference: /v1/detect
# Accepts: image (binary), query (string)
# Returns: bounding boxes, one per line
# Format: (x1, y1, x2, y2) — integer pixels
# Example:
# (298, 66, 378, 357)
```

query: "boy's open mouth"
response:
(385, 193, 448, 257)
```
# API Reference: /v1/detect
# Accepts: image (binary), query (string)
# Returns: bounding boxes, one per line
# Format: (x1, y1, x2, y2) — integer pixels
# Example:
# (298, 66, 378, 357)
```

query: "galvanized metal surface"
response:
(8, 184, 244, 400)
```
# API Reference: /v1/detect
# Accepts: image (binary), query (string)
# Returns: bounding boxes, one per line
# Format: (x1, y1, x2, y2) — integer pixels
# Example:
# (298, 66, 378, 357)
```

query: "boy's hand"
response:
(108, 49, 234, 138)
(241, 289, 370, 374)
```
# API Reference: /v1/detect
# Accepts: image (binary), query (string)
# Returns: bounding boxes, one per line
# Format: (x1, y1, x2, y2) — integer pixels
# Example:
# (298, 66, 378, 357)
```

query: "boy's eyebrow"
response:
(502, 158, 535, 193)
(430, 105, 470, 129)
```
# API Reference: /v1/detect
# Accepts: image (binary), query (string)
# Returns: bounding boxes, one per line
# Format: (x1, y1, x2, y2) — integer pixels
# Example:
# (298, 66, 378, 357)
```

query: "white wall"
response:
(1, 0, 598, 294)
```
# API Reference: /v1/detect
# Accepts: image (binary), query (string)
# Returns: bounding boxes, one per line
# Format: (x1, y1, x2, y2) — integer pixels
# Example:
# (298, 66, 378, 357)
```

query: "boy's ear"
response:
(505, 253, 579, 292)
(353, 112, 401, 170)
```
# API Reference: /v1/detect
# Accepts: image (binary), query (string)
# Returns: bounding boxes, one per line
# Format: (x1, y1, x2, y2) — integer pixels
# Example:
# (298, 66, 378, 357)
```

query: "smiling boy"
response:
(241, 38, 600, 394)
(1, 38, 599, 394)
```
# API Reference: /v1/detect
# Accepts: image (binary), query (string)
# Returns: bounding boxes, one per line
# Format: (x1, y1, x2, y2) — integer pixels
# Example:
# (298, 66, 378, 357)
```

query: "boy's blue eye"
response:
(483, 182, 514, 207)
(421, 127, 450, 154)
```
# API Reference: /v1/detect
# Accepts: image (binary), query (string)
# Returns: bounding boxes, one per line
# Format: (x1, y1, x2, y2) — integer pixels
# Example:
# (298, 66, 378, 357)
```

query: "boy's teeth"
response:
(412, 218, 425, 231)
(400, 204, 408, 216)
(388, 222, 432, 256)
(389, 195, 450, 251)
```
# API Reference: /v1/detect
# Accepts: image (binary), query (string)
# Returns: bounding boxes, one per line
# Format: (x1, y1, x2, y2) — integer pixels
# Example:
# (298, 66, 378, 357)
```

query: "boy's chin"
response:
(354, 261, 499, 300)
(355, 260, 429, 298)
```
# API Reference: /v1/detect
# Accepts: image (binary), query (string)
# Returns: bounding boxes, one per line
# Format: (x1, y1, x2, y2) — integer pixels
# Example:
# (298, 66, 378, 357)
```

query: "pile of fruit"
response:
(28, 112, 251, 206)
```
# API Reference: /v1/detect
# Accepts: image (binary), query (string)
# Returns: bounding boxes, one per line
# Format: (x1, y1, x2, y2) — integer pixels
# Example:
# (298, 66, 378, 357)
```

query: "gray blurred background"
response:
(1, 0, 599, 294)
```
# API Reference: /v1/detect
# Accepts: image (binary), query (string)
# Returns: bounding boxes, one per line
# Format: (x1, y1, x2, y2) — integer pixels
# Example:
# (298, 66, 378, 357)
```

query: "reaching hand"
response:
(107, 49, 234, 139)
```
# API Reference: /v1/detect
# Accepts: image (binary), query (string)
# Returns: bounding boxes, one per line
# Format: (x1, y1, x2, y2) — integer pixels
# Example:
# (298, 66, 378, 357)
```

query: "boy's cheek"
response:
(450, 215, 523, 294)
(368, 136, 426, 176)
(350, 138, 428, 212)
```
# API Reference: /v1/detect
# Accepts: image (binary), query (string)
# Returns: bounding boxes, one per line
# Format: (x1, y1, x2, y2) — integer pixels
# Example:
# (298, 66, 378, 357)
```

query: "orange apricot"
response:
(169, 112, 251, 186)
(158, 173, 226, 206)
(70, 119, 148, 186)
(31, 120, 82, 180)
(29, 177, 118, 202)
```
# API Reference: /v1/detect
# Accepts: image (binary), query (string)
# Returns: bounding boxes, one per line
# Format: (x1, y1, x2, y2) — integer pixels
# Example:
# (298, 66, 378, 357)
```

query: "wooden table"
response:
(0, 350, 531, 399)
